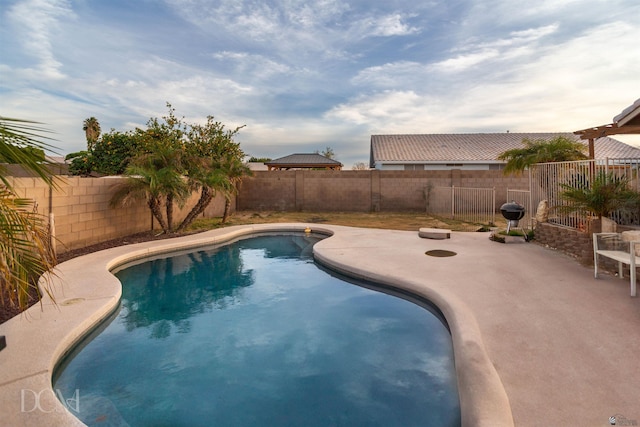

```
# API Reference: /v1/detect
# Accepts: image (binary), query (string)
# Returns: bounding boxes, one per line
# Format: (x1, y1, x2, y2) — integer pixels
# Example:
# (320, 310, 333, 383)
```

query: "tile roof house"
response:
(264, 153, 343, 170)
(369, 133, 640, 171)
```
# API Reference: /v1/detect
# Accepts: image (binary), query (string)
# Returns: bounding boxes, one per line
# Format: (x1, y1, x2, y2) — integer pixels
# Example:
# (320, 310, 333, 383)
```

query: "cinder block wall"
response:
(9, 176, 228, 253)
(8, 169, 530, 252)
(301, 171, 372, 211)
(238, 171, 297, 211)
(238, 170, 530, 212)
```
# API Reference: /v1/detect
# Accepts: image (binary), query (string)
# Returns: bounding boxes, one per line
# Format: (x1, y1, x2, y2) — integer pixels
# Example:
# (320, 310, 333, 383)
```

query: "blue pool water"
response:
(54, 233, 460, 426)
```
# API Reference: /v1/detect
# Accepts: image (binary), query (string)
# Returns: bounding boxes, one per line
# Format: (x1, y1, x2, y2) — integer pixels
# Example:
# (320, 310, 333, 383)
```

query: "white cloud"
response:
(325, 90, 431, 129)
(430, 49, 501, 73)
(212, 51, 293, 80)
(6, 0, 75, 79)
(351, 61, 425, 87)
(1, 0, 639, 168)
(352, 13, 420, 38)
(507, 24, 558, 41)
(431, 24, 558, 73)
(327, 18, 640, 142)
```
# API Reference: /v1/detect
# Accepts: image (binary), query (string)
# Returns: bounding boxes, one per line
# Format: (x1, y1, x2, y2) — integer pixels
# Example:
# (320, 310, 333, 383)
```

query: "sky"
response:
(1, 0, 639, 168)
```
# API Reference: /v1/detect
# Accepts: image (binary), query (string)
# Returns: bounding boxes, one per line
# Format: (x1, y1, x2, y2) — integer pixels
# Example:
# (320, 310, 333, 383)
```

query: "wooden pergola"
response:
(264, 153, 343, 171)
(574, 98, 640, 158)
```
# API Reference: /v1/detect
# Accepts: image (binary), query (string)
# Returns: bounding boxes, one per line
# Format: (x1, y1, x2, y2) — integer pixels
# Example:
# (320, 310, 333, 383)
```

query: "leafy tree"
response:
(82, 117, 101, 150)
(110, 104, 249, 232)
(316, 146, 335, 159)
(498, 136, 588, 174)
(0, 117, 58, 311)
(559, 171, 640, 220)
(110, 106, 190, 233)
(91, 130, 139, 175)
(176, 116, 247, 230)
(352, 162, 368, 170)
(248, 156, 271, 162)
(67, 130, 140, 176)
(65, 150, 93, 176)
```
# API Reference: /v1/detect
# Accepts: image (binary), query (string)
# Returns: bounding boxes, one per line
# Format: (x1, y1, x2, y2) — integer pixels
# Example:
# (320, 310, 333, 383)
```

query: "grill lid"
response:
(500, 201, 525, 221)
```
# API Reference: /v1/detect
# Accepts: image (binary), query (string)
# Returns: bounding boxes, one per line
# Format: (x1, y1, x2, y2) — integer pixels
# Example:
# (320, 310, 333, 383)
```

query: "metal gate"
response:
(428, 186, 496, 225)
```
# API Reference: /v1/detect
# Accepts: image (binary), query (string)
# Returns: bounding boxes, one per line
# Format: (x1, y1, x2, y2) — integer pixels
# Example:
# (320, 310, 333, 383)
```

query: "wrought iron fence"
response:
(601, 158, 640, 225)
(428, 186, 496, 225)
(424, 158, 638, 230)
(530, 158, 640, 230)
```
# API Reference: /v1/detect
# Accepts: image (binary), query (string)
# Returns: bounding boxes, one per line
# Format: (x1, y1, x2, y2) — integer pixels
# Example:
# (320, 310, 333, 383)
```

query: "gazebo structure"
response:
(264, 153, 343, 171)
(574, 98, 640, 158)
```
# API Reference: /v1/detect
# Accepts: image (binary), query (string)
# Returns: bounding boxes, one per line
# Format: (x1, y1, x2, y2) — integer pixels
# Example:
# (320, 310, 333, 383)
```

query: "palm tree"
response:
(498, 136, 588, 174)
(110, 142, 189, 233)
(175, 158, 228, 232)
(0, 117, 58, 311)
(559, 171, 640, 221)
(82, 117, 101, 150)
(219, 155, 252, 223)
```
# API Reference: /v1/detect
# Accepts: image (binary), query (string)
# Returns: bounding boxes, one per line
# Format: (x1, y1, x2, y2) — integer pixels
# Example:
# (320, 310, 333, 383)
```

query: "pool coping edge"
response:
(0, 224, 513, 427)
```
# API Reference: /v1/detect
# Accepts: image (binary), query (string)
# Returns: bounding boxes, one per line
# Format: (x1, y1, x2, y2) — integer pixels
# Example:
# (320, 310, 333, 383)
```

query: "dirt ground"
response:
(0, 211, 491, 324)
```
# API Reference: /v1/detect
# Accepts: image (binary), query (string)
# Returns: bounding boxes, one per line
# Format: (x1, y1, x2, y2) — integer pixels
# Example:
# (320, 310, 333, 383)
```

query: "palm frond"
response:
(0, 116, 60, 189)
(0, 186, 56, 311)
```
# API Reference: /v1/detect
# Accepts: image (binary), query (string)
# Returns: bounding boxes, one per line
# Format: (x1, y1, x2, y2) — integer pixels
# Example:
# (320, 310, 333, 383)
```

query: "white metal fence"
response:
(425, 158, 639, 230)
(427, 186, 496, 225)
(529, 158, 640, 230)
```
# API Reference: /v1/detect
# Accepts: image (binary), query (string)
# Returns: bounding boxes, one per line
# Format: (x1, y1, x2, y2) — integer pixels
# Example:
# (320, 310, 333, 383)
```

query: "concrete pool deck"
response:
(1, 224, 639, 426)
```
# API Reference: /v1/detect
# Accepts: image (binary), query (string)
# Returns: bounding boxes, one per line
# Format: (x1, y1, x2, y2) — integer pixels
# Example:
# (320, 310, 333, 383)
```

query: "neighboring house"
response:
(264, 153, 343, 170)
(246, 162, 269, 171)
(369, 133, 640, 171)
(2, 156, 69, 176)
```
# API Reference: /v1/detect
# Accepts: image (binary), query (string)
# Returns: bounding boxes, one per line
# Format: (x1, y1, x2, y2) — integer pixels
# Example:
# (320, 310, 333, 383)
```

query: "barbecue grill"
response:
(500, 201, 526, 234)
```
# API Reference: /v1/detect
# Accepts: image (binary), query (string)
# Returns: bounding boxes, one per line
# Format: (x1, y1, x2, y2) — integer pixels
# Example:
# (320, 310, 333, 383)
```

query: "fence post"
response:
(451, 186, 455, 219)
(492, 187, 496, 225)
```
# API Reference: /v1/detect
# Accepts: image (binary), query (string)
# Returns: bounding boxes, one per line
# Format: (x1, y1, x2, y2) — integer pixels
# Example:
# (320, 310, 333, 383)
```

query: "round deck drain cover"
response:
(425, 249, 457, 257)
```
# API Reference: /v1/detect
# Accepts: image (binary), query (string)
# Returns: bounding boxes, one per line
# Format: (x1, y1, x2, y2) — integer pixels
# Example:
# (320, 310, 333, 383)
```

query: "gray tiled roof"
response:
(370, 133, 640, 164)
(266, 153, 342, 166)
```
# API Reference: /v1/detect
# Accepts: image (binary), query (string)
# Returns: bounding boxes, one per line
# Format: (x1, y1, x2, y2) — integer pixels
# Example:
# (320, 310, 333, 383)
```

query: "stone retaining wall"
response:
(534, 222, 594, 264)
(535, 222, 640, 283)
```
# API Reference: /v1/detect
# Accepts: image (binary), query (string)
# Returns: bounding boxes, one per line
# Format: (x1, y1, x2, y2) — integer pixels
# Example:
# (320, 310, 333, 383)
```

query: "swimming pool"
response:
(53, 233, 460, 426)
